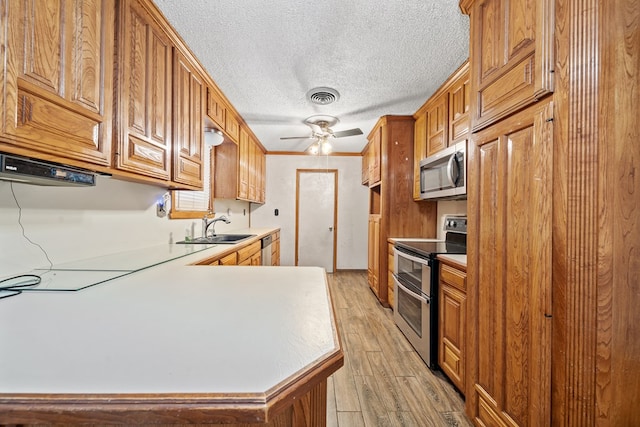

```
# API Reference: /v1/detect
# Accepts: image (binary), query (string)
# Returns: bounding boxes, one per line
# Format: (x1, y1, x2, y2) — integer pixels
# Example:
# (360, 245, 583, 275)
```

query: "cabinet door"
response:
(413, 112, 426, 200)
(238, 128, 249, 199)
(448, 69, 470, 144)
(367, 215, 381, 295)
(271, 237, 280, 266)
(426, 92, 448, 157)
(368, 128, 381, 186)
(206, 86, 226, 130)
(468, 100, 553, 427)
(387, 243, 395, 308)
(173, 50, 204, 188)
(248, 137, 257, 201)
(1, 0, 114, 166)
(467, 0, 554, 131)
(225, 111, 240, 144)
(257, 147, 266, 203)
(114, 0, 172, 179)
(439, 282, 466, 393)
(361, 143, 370, 185)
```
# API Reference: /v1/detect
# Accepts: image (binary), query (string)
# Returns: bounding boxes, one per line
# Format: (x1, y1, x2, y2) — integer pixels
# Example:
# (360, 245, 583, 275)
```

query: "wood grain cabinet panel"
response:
(172, 50, 204, 188)
(412, 112, 426, 200)
(367, 127, 381, 187)
(463, 0, 554, 132)
(238, 128, 250, 199)
(206, 86, 226, 131)
(367, 215, 381, 297)
(271, 232, 280, 266)
(387, 243, 395, 308)
(225, 111, 240, 143)
(237, 240, 261, 265)
(114, 0, 173, 180)
(467, 99, 553, 427)
(361, 143, 370, 186)
(439, 262, 467, 394)
(1, 0, 114, 166)
(426, 92, 449, 157)
(448, 71, 470, 144)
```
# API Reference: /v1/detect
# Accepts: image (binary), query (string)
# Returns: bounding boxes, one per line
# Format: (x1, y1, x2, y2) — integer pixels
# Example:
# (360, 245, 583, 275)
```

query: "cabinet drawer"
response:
(237, 240, 261, 263)
(218, 252, 237, 266)
(440, 263, 466, 291)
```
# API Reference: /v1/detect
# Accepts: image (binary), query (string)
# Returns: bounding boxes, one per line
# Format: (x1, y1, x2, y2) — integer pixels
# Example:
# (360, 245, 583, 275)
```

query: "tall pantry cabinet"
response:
(365, 116, 436, 307)
(461, 0, 640, 426)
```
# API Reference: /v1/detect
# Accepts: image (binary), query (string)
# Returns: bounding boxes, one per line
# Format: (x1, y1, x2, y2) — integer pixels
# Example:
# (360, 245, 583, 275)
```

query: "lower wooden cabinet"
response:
(438, 260, 467, 394)
(271, 231, 281, 266)
(237, 240, 261, 265)
(218, 252, 237, 266)
(387, 242, 395, 308)
(367, 215, 381, 296)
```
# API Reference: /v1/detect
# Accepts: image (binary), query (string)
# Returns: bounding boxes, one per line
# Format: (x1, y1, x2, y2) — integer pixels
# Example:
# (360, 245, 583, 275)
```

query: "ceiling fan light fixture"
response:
(309, 143, 320, 155)
(321, 141, 332, 155)
(306, 87, 340, 105)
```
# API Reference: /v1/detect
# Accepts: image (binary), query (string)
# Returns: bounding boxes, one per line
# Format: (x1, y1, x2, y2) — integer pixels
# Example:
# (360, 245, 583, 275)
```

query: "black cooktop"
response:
(395, 240, 466, 259)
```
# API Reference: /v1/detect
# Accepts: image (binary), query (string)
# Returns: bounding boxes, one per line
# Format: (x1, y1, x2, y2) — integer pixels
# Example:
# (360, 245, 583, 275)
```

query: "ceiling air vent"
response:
(307, 87, 340, 105)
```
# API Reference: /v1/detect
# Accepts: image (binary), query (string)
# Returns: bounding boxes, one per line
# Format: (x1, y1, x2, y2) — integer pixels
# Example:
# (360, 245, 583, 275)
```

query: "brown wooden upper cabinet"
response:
(114, 0, 173, 181)
(0, 0, 115, 168)
(361, 143, 370, 186)
(367, 127, 382, 187)
(412, 112, 426, 199)
(413, 61, 469, 200)
(206, 86, 226, 132)
(426, 92, 449, 157)
(225, 110, 241, 144)
(172, 49, 204, 189)
(460, 0, 554, 132)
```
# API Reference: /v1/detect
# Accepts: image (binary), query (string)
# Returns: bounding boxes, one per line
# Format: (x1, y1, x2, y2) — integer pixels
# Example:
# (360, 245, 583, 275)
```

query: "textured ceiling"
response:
(154, 0, 469, 153)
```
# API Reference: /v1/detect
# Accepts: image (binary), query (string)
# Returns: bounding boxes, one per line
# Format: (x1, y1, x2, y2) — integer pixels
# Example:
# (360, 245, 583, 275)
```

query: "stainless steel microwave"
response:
(419, 141, 466, 200)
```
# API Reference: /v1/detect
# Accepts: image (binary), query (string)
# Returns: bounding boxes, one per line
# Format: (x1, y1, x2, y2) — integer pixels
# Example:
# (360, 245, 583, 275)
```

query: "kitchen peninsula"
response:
(0, 237, 343, 426)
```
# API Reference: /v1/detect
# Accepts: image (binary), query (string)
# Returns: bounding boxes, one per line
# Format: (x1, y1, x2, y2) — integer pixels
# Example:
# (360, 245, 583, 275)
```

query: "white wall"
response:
(250, 155, 368, 270)
(0, 177, 249, 277)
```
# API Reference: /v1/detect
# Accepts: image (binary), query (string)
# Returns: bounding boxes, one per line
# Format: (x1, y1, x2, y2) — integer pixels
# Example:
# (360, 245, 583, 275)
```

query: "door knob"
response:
(329, 226, 333, 231)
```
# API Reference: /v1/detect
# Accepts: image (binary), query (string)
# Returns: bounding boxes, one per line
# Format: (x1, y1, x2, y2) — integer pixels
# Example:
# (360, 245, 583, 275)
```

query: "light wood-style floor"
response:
(326, 271, 473, 427)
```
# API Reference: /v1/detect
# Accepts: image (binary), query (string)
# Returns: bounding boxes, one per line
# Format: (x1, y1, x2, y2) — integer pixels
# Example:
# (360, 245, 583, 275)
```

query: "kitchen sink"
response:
(177, 234, 256, 245)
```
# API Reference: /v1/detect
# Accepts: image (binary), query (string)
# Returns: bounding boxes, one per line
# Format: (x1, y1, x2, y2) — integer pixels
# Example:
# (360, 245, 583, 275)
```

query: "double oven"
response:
(392, 216, 467, 369)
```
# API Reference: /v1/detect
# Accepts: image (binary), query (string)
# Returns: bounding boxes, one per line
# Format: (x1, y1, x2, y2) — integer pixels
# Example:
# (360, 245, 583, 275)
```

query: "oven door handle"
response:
(394, 247, 431, 266)
(394, 275, 429, 305)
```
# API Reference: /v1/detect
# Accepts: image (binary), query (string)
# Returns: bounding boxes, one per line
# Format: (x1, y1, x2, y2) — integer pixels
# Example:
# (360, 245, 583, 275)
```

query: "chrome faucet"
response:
(202, 214, 231, 238)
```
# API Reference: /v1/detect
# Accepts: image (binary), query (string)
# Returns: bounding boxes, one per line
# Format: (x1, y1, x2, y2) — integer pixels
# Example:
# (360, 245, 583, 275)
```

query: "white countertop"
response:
(437, 254, 467, 267)
(0, 228, 341, 397)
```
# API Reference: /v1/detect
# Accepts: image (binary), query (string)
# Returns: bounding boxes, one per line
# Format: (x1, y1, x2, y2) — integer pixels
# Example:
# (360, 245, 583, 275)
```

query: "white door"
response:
(296, 169, 337, 272)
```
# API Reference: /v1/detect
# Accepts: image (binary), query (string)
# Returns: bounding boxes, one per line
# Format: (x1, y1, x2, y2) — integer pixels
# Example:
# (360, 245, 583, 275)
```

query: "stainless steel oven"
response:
(393, 247, 436, 367)
(393, 216, 467, 369)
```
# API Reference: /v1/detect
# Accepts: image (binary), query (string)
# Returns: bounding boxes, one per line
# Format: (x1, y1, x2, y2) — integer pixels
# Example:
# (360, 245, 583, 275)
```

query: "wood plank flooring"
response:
(326, 271, 472, 427)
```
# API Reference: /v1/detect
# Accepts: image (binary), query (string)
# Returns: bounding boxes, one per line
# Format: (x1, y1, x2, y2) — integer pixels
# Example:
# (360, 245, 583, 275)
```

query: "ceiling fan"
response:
(280, 115, 363, 154)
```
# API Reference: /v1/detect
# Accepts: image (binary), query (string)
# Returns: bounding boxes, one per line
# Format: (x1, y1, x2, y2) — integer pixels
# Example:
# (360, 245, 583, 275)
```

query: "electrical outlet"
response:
(156, 200, 167, 217)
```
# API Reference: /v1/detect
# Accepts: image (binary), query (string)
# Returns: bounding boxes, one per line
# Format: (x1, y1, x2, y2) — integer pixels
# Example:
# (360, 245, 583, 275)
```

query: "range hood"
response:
(0, 153, 96, 186)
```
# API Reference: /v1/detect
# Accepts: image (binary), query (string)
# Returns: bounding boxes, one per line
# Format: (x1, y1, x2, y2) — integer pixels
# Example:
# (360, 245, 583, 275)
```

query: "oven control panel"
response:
(443, 215, 467, 234)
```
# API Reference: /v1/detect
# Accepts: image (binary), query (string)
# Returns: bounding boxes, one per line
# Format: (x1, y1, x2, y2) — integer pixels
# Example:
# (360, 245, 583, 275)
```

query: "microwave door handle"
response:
(394, 276, 429, 304)
(446, 153, 458, 186)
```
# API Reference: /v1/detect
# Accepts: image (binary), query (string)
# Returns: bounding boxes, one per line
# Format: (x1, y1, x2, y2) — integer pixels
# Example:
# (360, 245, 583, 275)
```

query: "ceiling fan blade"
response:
(333, 128, 363, 138)
(280, 135, 313, 140)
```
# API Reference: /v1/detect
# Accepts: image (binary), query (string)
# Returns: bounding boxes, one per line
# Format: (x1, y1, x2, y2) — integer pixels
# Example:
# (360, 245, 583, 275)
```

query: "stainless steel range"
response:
(392, 216, 467, 369)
